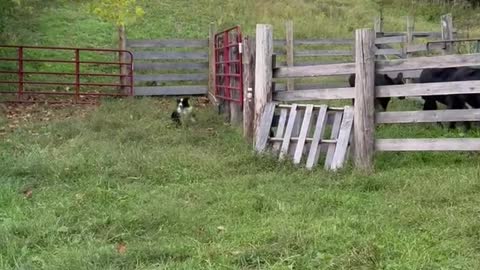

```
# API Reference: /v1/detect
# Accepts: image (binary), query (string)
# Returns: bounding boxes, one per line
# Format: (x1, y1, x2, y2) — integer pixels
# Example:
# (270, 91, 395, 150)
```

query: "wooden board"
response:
(376, 109, 480, 124)
(273, 63, 355, 78)
(376, 138, 480, 151)
(305, 105, 328, 169)
(376, 53, 480, 73)
(127, 39, 208, 48)
(133, 51, 208, 60)
(134, 85, 207, 96)
(135, 73, 208, 82)
(324, 111, 343, 169)
(272, 108, 289, 152)
(293, 105, 314, 164)
(279, 104, 298, 160)
(295, 50, 353, 57)
(377, 80, 480, 98)
(274, 87, 354, 101)
(134, 62, 208, 71)
(330, 106, 354, 171)
(254, 103, 277, 152)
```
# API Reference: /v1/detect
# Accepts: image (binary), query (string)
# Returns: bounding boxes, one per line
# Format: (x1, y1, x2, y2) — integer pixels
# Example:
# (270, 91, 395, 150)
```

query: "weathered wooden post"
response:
(253, 24, 273, 146)
(441, 14, 454, 55)
(353, 28, 376, 173)
(285, 21, 295, 91)
(405, 16, 415, 83)
(208, 22, 218, 106)
(119, 25, 127, 94)
(243, 36, 255, 144)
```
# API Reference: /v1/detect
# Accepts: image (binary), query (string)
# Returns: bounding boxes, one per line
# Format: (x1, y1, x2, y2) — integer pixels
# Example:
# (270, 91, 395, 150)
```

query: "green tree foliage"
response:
(89, 0, 145, 27)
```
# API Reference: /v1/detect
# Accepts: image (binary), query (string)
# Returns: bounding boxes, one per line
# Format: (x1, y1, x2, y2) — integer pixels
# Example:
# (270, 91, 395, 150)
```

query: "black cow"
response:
(449, 67, 480, 109)
(348, 73, 405, 111)
(418, 67, 470, 129)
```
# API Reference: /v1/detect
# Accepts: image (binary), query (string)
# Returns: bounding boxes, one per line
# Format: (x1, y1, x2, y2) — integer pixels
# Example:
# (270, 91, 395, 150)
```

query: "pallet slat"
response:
(293, 105, 314, 164)
(305, 105, 328, 169)
(325, 111, 344, 169)
(330, 106, 354, 170)
(279, 104, 298, 160)
(272, 108, 289, 152)
(255, 103, 277, 153)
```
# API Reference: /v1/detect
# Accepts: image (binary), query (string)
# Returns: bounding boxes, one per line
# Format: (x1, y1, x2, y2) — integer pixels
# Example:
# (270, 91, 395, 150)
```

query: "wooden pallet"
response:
(255, 103, 354, 171)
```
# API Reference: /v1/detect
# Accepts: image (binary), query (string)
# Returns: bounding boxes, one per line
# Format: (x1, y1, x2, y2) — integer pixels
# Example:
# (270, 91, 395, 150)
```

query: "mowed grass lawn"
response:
(0, 98, 480, 269)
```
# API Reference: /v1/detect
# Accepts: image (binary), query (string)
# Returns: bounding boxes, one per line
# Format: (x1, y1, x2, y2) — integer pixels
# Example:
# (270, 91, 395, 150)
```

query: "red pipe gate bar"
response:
(0, 45, 134, 103)
(214, 26, 243, 106)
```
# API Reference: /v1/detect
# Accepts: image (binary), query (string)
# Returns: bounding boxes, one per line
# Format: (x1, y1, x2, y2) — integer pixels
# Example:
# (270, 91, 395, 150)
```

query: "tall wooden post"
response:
(374, 15, 385, 61)
(243, 36, 255, 144)
(254, 24, 273, 144)
(353, 28, 376, 173)
(119, 24, 127, 94)
(405, 16, 414, 83)
(208, 22, 218, 106)
(441, 14, 454, 55)
(285, 21, 294, 91)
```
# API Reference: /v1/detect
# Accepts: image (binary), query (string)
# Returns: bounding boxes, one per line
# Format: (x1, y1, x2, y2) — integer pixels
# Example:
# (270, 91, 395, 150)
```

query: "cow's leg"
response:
(423, 96, 443, 128)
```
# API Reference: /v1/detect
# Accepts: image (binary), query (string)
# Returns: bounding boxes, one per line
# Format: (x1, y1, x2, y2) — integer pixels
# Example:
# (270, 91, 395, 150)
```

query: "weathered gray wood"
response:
(274, 87, 354, 101)
(376, 80, 480, 98)
(286, 21, 295, 91)
(279, 104, 298, 160)
(254, 102, 276, 153)
(208, 22, 217, 106)
(376, 48, 403, 55)
(324, 111, 344, 169)
(254, 24, 274, 142)
(273, 62, 355, 78)
(134, 85, 207, 96)
(376, 35, 406, 44)
(243, 36, 255, 143)
(374, 15, 383, 34)
(293, 105, 313, 164)
(274, 82, 350, 91)
(134, 62, 208, 71)
(288, 109, 304, 157)
(294, 39, 354, 45)
(376, 138, 480, 151)
(305, 105, 328, 169)
(135, 73, 208, 82)
(330, 106, 354, 171)
(376, 109, 480, 124)
(405, 16, 415, 83)
(272, 108, 288, 152)
(127, 39, 208, 48)
(441, 14, 454, 55)
(133, 51, 208, 60)
(353, 28, 376, 173)
(295, 50, 353, 57)
(271, 137, 335, 143)
(376, 53, 480, 73)
(382, 31, 443, 38)
(274, 80, 480, 101)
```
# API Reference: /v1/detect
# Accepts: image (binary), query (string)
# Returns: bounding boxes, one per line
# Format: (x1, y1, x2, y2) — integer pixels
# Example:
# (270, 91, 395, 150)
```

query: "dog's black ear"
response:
(176, 98, 181, 104)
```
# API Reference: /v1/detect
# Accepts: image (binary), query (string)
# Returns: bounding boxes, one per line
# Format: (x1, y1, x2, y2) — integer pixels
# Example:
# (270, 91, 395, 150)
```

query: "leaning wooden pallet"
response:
(255, 103, 354, 171)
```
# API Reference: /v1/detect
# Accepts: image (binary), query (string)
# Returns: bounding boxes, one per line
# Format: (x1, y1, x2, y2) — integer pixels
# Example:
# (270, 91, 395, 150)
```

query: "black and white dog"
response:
(171, 97, 196, 126)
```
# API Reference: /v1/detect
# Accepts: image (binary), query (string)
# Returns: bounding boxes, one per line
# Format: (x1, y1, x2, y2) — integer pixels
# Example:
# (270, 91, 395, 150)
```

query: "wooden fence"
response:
(127, 39, 209, 96)
(252, 23, 480, 173)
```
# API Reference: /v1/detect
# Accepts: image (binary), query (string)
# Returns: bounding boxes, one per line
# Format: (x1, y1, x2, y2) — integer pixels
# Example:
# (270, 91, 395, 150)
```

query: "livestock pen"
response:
(251, 23, 480, 173)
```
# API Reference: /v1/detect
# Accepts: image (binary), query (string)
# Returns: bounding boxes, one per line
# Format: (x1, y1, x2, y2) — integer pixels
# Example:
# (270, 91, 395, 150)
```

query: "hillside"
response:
(2, 0, 480, 269)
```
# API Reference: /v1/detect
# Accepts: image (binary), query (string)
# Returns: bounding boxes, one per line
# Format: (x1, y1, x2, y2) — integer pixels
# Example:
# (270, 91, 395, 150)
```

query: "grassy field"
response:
(1, 0, 480, 269)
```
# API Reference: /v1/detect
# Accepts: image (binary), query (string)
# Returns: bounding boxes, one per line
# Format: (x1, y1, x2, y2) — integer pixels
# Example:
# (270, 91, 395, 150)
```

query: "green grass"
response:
(1, 0, 480, 268)
(1, 98, 480, 269)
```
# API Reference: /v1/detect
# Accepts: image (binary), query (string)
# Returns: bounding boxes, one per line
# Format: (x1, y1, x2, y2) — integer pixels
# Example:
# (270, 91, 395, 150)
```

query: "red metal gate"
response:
(0, 45, 134, 104)
(214, 26, 243, 107)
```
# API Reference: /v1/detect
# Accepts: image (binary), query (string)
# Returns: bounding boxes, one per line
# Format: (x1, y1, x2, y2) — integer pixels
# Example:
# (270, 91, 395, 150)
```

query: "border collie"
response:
(171, 97, 196, 126)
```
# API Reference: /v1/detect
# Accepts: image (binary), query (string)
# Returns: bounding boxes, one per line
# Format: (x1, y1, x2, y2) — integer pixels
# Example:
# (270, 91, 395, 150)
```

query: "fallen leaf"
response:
(23, 188, 33, 199)
(116, 242, 127, 254)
